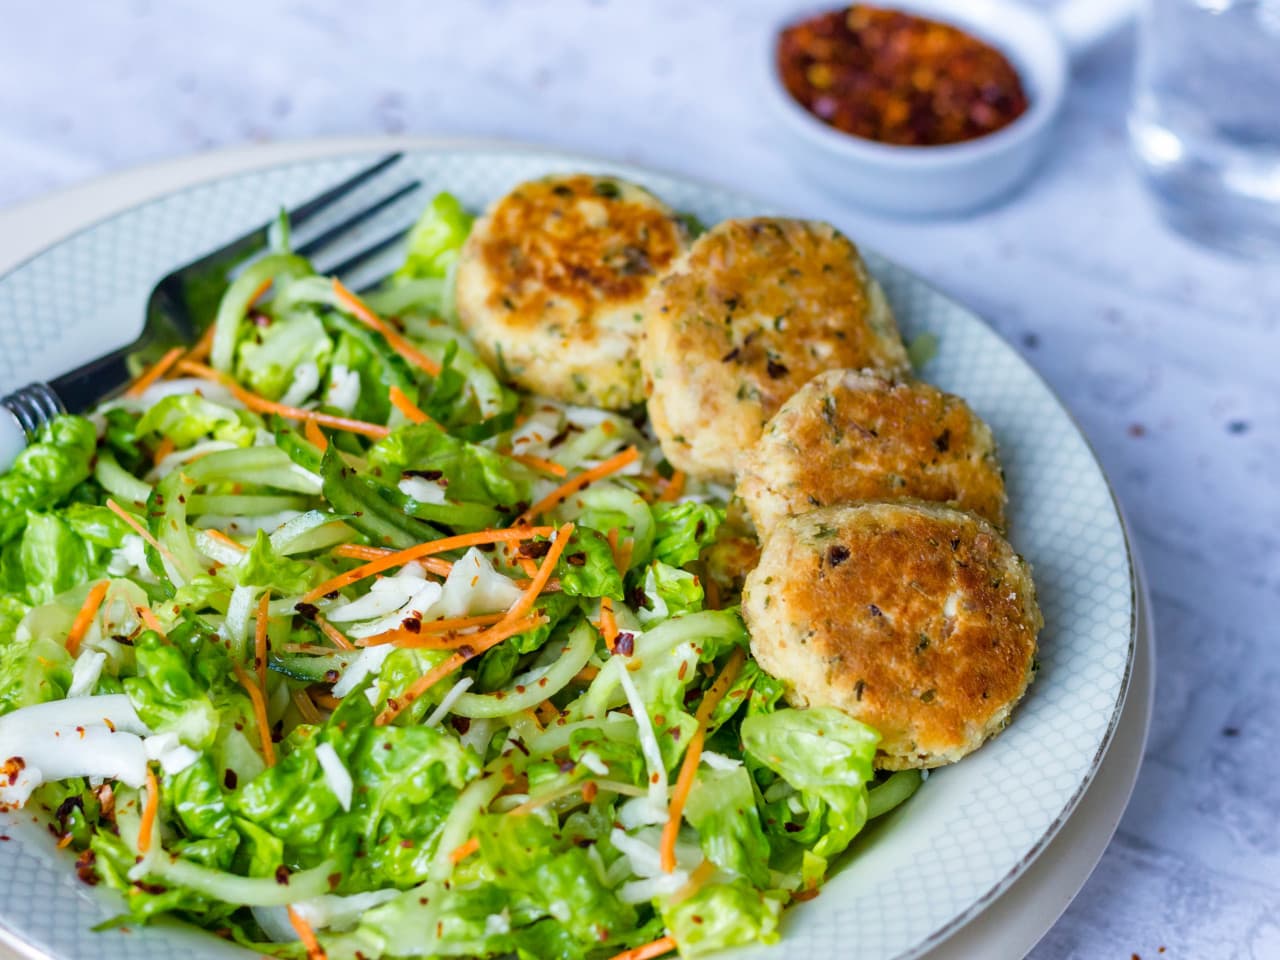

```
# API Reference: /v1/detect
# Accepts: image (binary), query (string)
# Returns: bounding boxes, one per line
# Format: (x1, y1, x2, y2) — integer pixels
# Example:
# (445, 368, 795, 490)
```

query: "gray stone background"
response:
(1, 2, 1276, 957)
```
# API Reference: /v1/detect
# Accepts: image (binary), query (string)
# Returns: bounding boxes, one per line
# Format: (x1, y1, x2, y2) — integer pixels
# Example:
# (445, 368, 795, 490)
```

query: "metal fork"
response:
(0, 152, 420, 469)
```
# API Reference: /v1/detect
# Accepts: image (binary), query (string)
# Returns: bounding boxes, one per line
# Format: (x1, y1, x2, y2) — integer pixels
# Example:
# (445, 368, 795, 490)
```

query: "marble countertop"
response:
(1, 1, 1276, 957)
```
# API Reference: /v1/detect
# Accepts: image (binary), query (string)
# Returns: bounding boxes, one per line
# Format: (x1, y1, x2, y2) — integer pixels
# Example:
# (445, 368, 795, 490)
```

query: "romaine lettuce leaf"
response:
(0, 415, 97, 545)
(394, 192, 474, 281)
(651, 501, 723, 567)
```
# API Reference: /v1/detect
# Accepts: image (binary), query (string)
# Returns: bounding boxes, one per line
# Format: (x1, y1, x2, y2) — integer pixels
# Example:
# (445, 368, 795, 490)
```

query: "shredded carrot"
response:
(150, 436, 176, 468)
(136, 605, 166, 637)
(247, 276, 273, 307)
(356, 612, 506, 647)
(516, 556, 539, 578)
(56, 832, 73, 850)
(124, 347, 185, 399)
(287, 905, 327, 960)
(535, 699, 560, 726)
(332, 278, 441, 376)
(315, 615, 355, 651)
(304, 417, 329, 452)
(572, 664, 600, 684)
(672, 859, 717, 904)
(137, 767, 159, 854)
(600, 597, 620, 653)
(660, 647, 747, 873)
(183, 323, 218, 364)
(233, 662, 277, 766)
(517, 447, 640, 523)
(510, 453, 568, 477)
(106, 499, 180, 572)
(291, 687, 322, 724)
(66, 580, 110, 656)
(582, 780, 599, 803)
(177, 360, 389, 438)
(658, 470, 687, 503)
(606, 528, 634, 576)
(502, 523, 573, 623)
(373, 613, 545, 726)
(388, 385, 431, 425)
(607, 935, 678, 960)
(254, 592, 271, 691)
(449, 837, 480, 864)
(309, 689, 343, 711)
(332, 543, 454, 577)
(203, 528, 247, 553)
(304, 527, 553, 603)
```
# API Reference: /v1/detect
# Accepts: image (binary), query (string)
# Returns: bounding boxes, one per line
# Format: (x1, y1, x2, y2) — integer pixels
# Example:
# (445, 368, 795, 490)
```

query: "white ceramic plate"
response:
(0, 146, 1135, 960)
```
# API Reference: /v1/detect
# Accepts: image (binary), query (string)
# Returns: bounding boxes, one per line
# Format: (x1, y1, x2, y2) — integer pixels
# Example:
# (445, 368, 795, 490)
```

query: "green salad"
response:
(0, 193, 919, 960)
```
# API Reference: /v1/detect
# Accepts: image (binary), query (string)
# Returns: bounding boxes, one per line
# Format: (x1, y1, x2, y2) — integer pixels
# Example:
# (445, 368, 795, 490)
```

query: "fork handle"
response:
(0, 344, 135, 472)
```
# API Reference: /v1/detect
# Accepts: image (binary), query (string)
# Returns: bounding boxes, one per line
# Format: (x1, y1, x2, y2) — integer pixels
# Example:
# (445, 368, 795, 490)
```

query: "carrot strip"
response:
(254, 592, 271, 691)
(304, 527, 552, 603)
(137, 767, 159, 854)
(332, 278, 441, 376)
(184, 323, 217, 364)
(309, 690, 343, 711)
(304, 417, 329, 452)
(287, 906, 328, 960)
(203, 528, 247, 553)
(125, 347, 185, 399)
(65, 581, 110, 656)
(136, 605, 166, 636)
(333, 543, 454, 578)
(291, 687, 322, 724)
(149, 436, 176, 469)
(106, 499, 180, 572)
(355, 612, 506, 647)
(607, 936, 678, 960)
(517, 448, 639, 523)
(502, 523, 573, 624)
(449, 837, 480, 864)
(373, 613, 545, 727)
(572, 664, 600, 684)
(177, 360, 389, 438)
(315, 615, 355, 651)
(56, 832, 73, 850)
(510, 453, 568, 477)
(658, 470, 686, 503)
(388, 385, 431, 425)
(246, 276, 273, 307)
(233, 662, 276, 767)
(600, 597, 619, 653)
(660, 647, 747, 873)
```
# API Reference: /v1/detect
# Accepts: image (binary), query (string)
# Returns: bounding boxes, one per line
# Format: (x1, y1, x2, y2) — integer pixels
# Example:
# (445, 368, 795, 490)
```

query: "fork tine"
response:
(288, 153, 403, 229)
(294, 180, 421, 259)
(320, 226, 412, 283)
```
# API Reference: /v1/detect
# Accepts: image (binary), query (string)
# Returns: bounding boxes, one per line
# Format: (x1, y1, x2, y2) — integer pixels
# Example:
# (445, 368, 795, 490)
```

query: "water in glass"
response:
(1129, 0, 1280, 257)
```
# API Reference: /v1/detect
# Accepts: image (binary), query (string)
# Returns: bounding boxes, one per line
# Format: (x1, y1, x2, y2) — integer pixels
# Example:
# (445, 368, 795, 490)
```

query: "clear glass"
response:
(1129, 0, 1280, 258)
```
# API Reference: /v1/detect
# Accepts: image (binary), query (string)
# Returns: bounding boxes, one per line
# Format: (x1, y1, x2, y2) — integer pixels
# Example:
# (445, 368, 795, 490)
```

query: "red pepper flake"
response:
(777, 5, 1029, 146)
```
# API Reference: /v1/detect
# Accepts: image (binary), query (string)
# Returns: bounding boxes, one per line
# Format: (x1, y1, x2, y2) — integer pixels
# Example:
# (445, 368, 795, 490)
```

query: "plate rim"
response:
(0, 136, 1138, 960)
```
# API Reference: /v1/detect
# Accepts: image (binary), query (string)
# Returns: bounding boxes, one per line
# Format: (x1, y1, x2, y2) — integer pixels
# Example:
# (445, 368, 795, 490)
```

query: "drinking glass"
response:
(1129, 0, 1280, 257)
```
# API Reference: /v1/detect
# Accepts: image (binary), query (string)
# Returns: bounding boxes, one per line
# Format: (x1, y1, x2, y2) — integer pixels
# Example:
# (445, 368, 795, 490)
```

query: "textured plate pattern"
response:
(0, 148, 1133, 960)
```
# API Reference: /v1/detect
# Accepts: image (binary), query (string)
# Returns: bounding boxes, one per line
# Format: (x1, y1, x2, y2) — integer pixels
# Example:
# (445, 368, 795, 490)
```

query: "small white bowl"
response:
(765, 0, 1071, 216)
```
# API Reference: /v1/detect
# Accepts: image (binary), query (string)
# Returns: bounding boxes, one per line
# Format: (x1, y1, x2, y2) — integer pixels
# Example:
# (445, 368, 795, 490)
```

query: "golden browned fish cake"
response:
(640, 217, 910, 482)
(737, 369, 1006, 538)
(743, 502, 1041, 769)
(455, 174, 688, 408)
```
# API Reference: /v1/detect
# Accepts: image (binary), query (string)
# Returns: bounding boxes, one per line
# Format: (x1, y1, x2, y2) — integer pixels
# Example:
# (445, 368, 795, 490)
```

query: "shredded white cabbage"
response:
(280, 361, 321, 408)
(700, 750, 742, 771)
(315, 742, 353, 811)
(616, 668, 668, 819)
(66, 650, 107, 699)
(332, 646, 394, 698)
(325, 364, 361, 413)
(425, 677, 474, 727)
(398, 475, 448, 505)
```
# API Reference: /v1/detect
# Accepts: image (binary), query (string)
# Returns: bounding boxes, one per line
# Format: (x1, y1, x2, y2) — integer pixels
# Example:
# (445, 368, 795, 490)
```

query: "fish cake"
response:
(456, 173, 688, 408)
(737, 369, 1006, 537)
(641, 217, 909, 482)
(742, 502, 1041, 769)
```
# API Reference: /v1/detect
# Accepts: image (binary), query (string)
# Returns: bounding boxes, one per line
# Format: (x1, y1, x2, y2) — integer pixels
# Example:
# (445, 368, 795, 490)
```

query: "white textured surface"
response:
(0, 2, 1275, 959)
